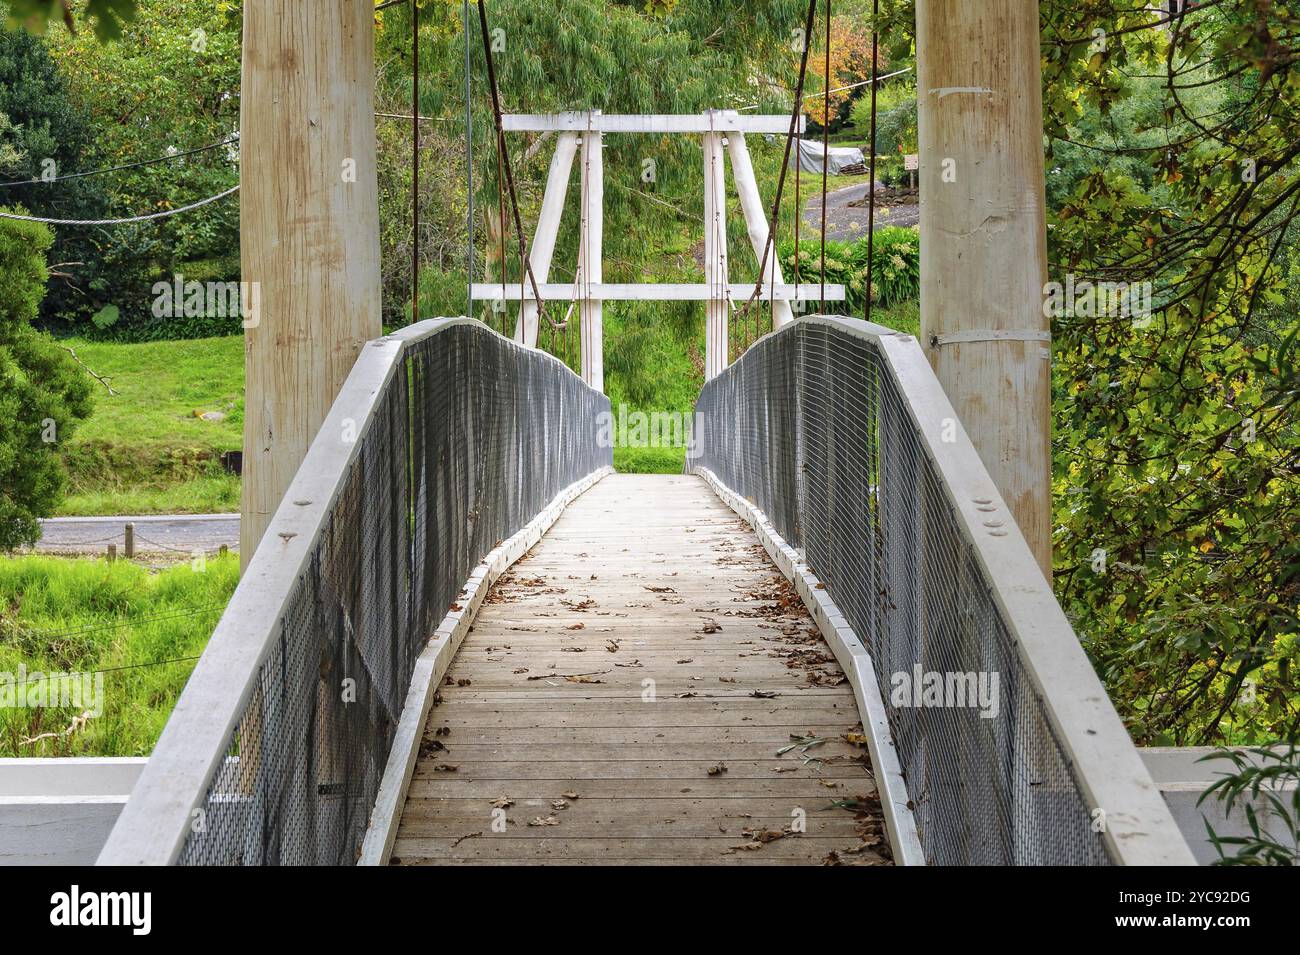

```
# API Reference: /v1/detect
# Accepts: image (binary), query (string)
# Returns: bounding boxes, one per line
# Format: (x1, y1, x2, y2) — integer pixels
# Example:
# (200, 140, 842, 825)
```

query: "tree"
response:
(869, 0, 1299, 744)
(805, 14, 876, 128)
(0, 213, 92, 549)
(0, 24, 114, 331)
(1040, 0, 1300, 745)
(40, 1, 242, 336)
(4, 0, 136, 42)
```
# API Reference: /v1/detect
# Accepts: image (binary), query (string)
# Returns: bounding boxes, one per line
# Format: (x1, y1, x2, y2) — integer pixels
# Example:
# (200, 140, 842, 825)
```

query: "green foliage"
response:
(851, 80, 916, 186)
(0, 215, 91, 548)
(780, 225, 919, 313)
(1041, 2, 1300, 745)
(614, 445, 686, 474)
(5, 0, 137, 42)
(0, 552, 236, 757)
(863, 1, 1300, 746)
(35, 2, 242, 336)
(1198, 744, 1300, 865)
(47, 334, 241, 514)
(0, 25, 111, 322)
(57, 470, 239, 517)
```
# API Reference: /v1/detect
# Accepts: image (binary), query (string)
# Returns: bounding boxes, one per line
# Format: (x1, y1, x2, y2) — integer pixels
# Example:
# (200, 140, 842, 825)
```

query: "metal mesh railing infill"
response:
(691, 316, 1113, 865)
(104, 319, 609, 866)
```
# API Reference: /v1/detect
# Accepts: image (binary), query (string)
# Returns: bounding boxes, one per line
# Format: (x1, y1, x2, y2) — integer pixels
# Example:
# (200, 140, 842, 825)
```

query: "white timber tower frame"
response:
(470, 110, 844, 389)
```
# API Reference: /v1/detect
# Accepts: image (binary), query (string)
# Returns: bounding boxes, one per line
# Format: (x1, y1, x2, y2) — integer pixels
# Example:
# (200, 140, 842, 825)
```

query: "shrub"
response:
(780, 225, 919, 314)
(0, 214, 93, 548)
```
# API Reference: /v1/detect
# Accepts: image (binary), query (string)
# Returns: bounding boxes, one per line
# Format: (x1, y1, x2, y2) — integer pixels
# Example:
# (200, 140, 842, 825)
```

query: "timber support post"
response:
(239, 0, 383, 565)
(917, 0, 1052, 579)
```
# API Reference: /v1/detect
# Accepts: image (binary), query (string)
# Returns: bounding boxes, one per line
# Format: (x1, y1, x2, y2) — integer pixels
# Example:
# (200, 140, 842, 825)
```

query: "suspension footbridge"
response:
(94, 316, 1194, 866)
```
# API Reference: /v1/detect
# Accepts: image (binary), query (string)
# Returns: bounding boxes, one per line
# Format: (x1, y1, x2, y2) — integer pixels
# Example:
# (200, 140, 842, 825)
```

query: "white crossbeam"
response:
(471, 282, 845, 302)
(501, 113, 806, 135)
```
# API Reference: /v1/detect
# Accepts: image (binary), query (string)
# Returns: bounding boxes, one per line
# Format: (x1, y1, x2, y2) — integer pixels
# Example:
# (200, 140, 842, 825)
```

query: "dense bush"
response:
(0, 214, 91, 548)
(0, 8, 242, 339)
(780, 225, 919, 314)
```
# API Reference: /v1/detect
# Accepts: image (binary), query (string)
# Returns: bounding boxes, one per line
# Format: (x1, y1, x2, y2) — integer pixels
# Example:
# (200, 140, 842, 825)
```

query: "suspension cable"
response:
(0, 135, 238, 189)
(0, 185, 239, 226)
(476, 0, 551, 340)
(820, 0, 831, 313)
(739, 0, 819, 330)
(865, 0, 880, 328)
(412, 0, 421, 323)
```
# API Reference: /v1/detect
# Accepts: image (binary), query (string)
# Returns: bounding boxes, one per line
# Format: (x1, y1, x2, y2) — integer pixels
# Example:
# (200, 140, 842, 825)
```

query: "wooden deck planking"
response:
(391, 474, 889, 866)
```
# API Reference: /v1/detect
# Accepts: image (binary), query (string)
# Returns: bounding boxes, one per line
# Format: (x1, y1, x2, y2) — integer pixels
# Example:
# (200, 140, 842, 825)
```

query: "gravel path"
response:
(33, 514, 239, 557)
(803, 181, 919, 240)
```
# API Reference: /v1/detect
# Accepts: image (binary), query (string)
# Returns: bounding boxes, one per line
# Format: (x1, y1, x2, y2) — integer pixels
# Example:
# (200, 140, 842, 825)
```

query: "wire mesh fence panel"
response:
(692, 318, 1111, 866)
(176, 321, 609, 865)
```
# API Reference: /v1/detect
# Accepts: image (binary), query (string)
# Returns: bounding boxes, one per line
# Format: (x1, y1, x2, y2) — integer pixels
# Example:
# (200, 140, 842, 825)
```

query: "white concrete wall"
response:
(0, 758, 145, 865)
(1141, 747, 1296, 865)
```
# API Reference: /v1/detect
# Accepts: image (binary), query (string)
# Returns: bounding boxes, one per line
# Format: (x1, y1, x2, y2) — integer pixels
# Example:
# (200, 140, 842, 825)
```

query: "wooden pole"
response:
(917, 0, 1052, 579)
(239, 1, 382, 566)
(578, 112, 604, 392)
(702, 114, 729, 379)
(725, 128, 795, 329)
(515, 130, 578, 347)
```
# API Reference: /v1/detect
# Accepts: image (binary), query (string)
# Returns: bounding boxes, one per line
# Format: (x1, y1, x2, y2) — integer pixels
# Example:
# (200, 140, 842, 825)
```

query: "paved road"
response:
(803, 181, 919, 240)
(34, 514, 240, 557)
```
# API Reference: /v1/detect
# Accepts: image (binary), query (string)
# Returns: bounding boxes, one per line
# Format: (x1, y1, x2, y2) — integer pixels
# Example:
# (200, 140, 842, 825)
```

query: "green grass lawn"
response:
(57, 336, 244, 516)
(0, 553, 238, 757)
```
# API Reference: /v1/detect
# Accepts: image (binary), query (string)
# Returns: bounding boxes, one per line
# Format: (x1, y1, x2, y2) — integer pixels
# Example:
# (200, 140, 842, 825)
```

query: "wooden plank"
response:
(389, 837, 886, 863)
(401, 795, 873, 817)
(409, 725, 857, 744)
(392, 474, 887, 865)
(395, 817, 866, 839)
(403, 742, 862, 761)
(405, 778, 871, 799)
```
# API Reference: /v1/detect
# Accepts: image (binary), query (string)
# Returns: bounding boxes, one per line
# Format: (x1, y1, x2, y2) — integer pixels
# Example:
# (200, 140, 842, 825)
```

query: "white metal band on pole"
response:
(929, 329, 1051, 346)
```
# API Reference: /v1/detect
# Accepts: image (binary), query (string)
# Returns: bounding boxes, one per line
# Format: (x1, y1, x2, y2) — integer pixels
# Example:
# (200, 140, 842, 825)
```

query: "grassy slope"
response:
(58, 336, 244, 515)
(0, 553, 239, 756)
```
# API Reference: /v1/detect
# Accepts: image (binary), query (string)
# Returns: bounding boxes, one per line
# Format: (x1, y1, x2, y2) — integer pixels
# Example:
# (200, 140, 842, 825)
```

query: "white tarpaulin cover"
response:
(792, 138, 865, 174)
